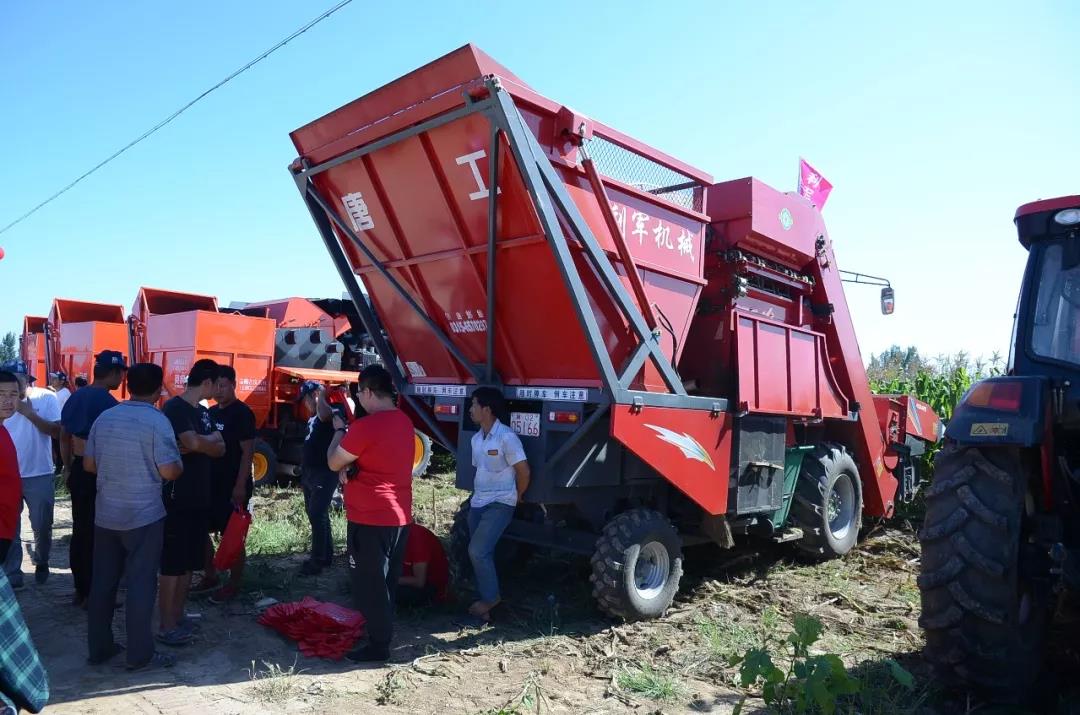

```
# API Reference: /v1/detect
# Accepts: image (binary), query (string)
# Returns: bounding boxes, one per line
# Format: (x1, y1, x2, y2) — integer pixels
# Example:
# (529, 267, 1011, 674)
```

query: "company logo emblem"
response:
(779, 208, 794, 231)
(644, 424, 715, 470)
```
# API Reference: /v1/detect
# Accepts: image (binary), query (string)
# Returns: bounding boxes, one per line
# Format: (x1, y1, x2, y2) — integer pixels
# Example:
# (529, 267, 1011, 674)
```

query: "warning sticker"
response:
(971, 423, 1009, 437)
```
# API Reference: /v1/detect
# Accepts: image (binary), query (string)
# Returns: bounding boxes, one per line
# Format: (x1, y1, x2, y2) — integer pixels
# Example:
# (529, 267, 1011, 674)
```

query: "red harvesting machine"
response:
(289, 45, 941, 619)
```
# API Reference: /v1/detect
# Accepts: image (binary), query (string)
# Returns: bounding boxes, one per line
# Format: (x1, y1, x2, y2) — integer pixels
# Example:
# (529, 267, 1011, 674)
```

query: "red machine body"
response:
(290, 45, 937, 537)
(47, 299, 129, 399)
(20, 316, 48, 386)
(130, 287, 276, 425)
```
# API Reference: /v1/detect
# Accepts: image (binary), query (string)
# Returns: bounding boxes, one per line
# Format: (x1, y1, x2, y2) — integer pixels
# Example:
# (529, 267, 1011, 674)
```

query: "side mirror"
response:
(880, 286, 895, 315)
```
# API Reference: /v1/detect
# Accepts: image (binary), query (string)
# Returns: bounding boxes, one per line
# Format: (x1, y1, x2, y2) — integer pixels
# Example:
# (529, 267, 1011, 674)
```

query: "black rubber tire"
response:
(448, 498, 530, 589)
(251, 439, 278, 489)
(412, 430, 433, 478)
(590, 509, 683, 621)
(918, 445, 1047, 703)
(790, 444, 863, 558)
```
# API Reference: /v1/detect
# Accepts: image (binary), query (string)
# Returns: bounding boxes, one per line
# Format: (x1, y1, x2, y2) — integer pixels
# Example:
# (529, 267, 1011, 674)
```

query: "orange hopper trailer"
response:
(47, 299, 129, 399)
(20, 316, 48, 386)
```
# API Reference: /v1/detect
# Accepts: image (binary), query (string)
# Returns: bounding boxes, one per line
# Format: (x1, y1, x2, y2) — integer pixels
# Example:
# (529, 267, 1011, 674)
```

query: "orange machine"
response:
(130, 287, 277, 421)
(47, 299, 129, 398)
(20, 316, 48, 385)
(237, 297, 350, 339)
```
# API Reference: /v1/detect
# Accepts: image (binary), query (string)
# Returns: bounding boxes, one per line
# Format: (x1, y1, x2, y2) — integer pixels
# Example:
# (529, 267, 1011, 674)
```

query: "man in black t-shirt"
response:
(192, 366, 256, 604)
(159, 359, 224, 647)
(298, 381, 346, 577)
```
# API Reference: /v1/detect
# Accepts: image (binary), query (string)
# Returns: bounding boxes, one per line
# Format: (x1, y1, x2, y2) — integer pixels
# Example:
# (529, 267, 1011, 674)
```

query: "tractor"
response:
(919, 195, 1080, 701)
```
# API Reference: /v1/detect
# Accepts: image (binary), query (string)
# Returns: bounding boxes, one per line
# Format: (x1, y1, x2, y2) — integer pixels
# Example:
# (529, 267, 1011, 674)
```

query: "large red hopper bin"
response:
(20, 316, 48, 385)
(131, 287, 276, 424)
(48, 299, 129, 398)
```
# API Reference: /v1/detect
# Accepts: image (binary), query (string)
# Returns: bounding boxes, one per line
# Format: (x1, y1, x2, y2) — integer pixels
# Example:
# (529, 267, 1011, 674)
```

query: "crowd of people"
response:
(0, 351, 531, 711)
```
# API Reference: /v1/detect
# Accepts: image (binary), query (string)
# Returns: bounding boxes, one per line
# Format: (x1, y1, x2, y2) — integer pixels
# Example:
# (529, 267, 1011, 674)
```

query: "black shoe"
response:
(298, 560, 322, 577)
(35, 565, 49, 585)
(345, 644, 389, 663)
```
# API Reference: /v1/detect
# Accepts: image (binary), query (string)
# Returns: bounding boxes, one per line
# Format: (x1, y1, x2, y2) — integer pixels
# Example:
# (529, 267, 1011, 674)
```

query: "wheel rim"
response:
(633, 541, 670, 600)
(413, 433, 424, 471)
(827, 473, 856, 540)
(252, 453, 269, 483)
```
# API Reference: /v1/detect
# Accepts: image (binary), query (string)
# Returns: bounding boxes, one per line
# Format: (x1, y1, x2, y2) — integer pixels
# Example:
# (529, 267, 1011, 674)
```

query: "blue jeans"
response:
(467, 502, 515, 603)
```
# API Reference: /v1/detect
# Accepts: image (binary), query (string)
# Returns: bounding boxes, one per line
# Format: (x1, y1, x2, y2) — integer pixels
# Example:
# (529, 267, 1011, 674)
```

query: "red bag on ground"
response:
(258, 597, 366, 660)
(212, 510, 252, 572)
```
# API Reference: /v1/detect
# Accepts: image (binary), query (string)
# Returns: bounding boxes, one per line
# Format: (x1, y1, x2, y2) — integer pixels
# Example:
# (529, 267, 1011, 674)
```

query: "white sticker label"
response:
(455, 150, 501, 201)
(514, 388, 588, 402)
(342, 192, 375, 232)
(405, 361, 427, 378)
(510, 412, 541, 438)
(413, 384, 467, 397)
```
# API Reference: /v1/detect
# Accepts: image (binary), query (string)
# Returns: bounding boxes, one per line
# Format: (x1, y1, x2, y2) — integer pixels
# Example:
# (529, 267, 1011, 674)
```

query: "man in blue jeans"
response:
(298, 382, 346, 577)
(466, 387, 530, 623)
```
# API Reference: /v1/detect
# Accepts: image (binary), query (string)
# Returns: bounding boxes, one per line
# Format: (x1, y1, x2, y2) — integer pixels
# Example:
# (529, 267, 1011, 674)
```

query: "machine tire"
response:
(918, 445, 1047, 703)
(590, 509, 683, 621)
(412, 430, 433, 478)
(791, 444, 863, 558)
(448, 498, 530, 589)
(251, 439, 278, 489)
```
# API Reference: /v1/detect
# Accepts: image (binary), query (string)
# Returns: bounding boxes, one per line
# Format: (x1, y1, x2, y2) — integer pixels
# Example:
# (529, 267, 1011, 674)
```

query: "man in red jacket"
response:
(0, 371, 22, 562)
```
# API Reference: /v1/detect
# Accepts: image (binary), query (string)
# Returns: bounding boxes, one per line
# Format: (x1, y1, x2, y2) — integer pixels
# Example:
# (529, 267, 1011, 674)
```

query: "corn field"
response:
(868, 347, 1004, 481)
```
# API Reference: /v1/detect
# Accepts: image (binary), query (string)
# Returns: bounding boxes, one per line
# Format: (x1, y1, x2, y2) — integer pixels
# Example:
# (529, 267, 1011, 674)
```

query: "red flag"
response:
(797, 158, 833, 209)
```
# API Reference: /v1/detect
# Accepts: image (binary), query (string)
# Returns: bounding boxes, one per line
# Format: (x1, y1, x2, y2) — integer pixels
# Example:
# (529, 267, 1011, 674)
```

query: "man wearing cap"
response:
(298, 381, 346, 577)
(0, 360, 61, 589)
(48, 372, 71, 412)
(58, 350, 127, 607)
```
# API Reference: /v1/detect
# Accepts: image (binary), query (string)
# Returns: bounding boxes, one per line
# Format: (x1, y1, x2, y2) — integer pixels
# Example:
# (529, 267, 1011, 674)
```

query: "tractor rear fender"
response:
(945, 376, 1050, 447)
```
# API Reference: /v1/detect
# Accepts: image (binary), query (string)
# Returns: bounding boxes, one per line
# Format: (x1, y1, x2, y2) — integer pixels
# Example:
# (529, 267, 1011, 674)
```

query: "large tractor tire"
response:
(918, 445, 1047, 702)
(251, 439, 278, 489)
(448, 498, 530, 590)
(791, 444, 863, 558)
(412, 429, 433, 478)
(590, 509, 683, 621)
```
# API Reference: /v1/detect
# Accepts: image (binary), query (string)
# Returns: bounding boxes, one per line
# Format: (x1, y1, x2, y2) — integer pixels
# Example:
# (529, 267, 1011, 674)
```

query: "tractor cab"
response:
(918, 195, 1080, 705)
(1012, 198, 1080, 392)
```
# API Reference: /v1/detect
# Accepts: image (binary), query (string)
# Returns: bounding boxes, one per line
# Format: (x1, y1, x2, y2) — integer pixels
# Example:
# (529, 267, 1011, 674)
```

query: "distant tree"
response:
(0, 332, 16, 363)
(866, 345, 926, 384)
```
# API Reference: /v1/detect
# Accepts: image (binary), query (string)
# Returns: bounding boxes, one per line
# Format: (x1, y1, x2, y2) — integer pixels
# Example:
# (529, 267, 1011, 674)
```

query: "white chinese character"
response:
(676, 229, 695, 260)
(341, 192, 375, 232)
(652, 219, 672, 250)
(465, 310, 474, 319)
(631, 212, 649, 244)
(611, 203, 627, 238)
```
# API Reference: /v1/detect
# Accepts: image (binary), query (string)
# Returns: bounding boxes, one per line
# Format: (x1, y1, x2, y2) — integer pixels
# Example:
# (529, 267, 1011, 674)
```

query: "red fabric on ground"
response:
(258, 597, 366, 660)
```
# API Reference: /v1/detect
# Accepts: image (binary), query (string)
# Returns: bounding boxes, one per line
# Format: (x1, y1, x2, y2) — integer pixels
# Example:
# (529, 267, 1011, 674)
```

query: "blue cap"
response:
(94, 350, 127, 369)
(297, 380, 321, 402)
(0, 360, 35, 383)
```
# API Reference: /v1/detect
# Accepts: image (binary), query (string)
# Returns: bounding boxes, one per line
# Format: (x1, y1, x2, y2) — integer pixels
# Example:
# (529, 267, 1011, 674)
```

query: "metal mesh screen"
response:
(586, 135, 704, 212)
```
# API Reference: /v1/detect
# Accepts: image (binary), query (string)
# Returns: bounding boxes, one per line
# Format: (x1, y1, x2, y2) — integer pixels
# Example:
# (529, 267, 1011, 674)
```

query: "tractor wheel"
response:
(448, 498, 530, 589)
(251, 439, 278, 489)
(918, 445, 1047, 703)
(412, 430, 433, 478)
(590, 509, 683, 621)
(791, 444, 863, 558)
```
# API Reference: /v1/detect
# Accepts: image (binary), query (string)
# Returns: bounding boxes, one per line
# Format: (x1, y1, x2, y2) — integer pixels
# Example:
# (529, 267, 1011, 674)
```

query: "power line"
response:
(0, 0, 355, 237)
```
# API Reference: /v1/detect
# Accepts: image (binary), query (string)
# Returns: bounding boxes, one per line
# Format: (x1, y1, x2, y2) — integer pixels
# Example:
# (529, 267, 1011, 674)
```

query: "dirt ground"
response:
(9, 480, 1064, 714)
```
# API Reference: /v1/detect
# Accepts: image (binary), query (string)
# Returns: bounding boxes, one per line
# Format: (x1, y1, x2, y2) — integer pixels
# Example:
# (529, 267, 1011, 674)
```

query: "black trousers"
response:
(346, 522, 408, 647)
(68, 456, 97, 599)
(302, 472, 337, 566)
(88, 519, 163, 668)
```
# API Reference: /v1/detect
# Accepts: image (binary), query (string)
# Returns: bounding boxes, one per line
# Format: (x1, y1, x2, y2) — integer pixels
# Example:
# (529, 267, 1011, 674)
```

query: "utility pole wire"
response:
(0, 0, 355, 237)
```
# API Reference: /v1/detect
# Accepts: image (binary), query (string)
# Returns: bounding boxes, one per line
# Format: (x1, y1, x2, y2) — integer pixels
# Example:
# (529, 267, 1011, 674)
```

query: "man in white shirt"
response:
(49, 372, 71, 412)
(0, 361, 61, 589)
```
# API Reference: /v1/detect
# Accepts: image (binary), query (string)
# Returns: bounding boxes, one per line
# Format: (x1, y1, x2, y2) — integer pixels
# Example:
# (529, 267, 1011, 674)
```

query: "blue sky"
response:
(1, 1, 1077, 367)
